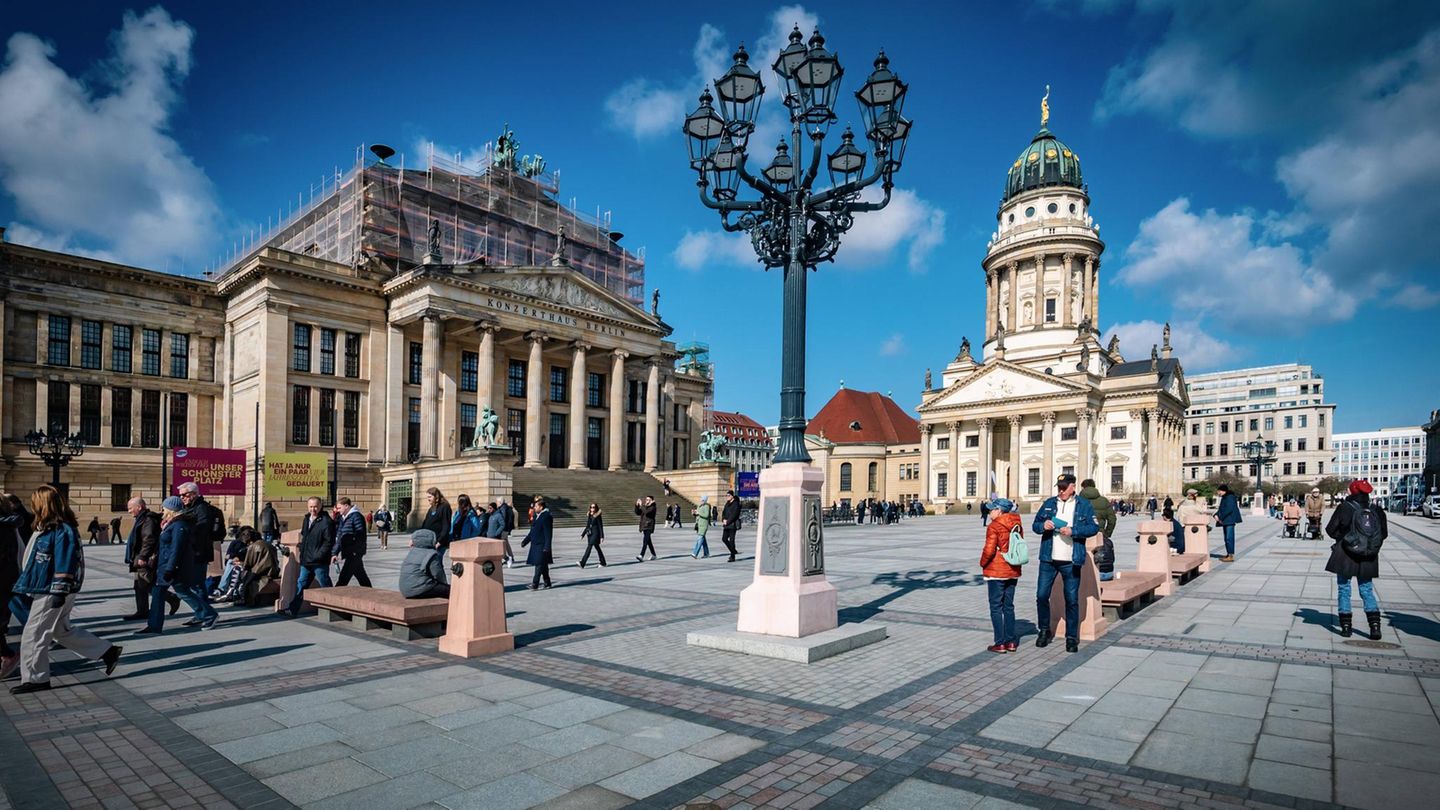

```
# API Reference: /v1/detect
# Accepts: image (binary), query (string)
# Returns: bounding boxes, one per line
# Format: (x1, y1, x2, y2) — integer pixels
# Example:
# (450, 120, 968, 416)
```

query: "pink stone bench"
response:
(304, 586, 448, 640)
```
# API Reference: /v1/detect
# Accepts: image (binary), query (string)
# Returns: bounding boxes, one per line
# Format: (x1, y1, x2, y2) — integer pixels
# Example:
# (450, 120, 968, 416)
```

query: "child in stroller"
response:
(1282, 499, 1302, 537)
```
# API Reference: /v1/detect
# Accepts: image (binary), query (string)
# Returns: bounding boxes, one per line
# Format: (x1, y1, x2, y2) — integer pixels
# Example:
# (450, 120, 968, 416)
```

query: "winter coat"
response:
(421, 503, 453, 548)
(0, 512, 22, 591)
(484, 510, 506, 539)
(635, 501, 657, 532)
(1080, 485, 1117, 540)
(1283, 503, 1302, 522)
(1176, 498, 1209, 525)
(156, 516, 204, 588)
(259, 504, 280, 535)
(336, 509, 368, 558)
(399, 533, 448, 598)
(1304, 493, 1324, 518)
(123, 510, 159, 582)
(694, 502, 714, 535)
(14, 522, 85, 596)
(240, 540, 279, 604)
(1215, 493, 1243, 526)
(583, 513, 605, 543)
(1031, 495, 1099, 566)
(981, 513, 1023, 579)
(372, 508, 392, 532)
(452, 509, 485, 541)
(1324, 493, 1385, 580)
(523, 509, 554, 566)
(297, 512, 336, 566)
(722, 498, 741, 527)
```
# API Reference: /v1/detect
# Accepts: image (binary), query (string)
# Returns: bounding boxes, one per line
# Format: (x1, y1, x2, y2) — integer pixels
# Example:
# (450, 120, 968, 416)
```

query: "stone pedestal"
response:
(736, 463, 838, 638)
(1050, 534, 1109, 641)
(659, 462, 734, 507)
(1135, 522, 1176, 597)
(1250, 490, 1266, 516)
(275, 529, 303, 614)
(1182, 513, 1213, 573)
(439, 538, 515, 658)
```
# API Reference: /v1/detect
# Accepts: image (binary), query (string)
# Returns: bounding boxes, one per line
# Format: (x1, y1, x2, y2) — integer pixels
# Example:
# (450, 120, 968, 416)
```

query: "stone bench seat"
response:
(304, 586, 448, 640)
(1169, 552, 1206, 584)
(1099, 572, 1167, 620)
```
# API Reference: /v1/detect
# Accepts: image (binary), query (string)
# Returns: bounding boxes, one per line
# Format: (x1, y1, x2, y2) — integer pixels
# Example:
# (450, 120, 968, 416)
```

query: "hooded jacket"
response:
(981, 512, 1023, 579)
(399, 530, 448, 598)
(1079, 485, 1117, 540)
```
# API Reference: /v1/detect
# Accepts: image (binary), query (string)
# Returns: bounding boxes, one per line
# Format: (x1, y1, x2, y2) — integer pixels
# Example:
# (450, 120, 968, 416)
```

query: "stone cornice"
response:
(213, 248, 383, 298)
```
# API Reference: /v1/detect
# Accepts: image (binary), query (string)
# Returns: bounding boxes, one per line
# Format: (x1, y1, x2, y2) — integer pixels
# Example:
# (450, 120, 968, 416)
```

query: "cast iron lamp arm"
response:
(737, 161, 788, 204)
(697, 179, 764, 212)
(809, 153, 890, 208)
(799, 130, 826, 191)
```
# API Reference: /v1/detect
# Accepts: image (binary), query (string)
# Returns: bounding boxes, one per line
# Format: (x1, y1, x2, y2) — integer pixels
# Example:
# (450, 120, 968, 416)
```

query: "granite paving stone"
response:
(260, 758, 387, 805)
(597, 751, 720, 799)
(1132, 730, 1255, 784)
(435, 772, 568, 810)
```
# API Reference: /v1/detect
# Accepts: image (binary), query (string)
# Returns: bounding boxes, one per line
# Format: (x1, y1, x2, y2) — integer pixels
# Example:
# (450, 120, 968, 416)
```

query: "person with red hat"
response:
(1325, 479, 1387, 640)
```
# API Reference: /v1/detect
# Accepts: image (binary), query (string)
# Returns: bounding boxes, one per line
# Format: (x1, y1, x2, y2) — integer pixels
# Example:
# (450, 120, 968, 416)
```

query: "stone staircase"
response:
(510, 468, 697, 529)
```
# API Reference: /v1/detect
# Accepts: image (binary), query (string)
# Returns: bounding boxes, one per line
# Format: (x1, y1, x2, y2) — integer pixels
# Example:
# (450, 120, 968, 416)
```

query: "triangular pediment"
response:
(478, 269, 641, 322)
(920, 361, 1089, 411)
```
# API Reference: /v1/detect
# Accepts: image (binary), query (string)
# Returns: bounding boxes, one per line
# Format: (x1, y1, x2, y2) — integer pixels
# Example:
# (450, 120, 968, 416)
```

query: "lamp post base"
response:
(736, 462, 838, 637)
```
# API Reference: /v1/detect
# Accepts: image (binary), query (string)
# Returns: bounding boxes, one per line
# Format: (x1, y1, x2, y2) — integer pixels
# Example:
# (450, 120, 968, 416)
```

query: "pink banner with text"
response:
(172, 447, 247, 496)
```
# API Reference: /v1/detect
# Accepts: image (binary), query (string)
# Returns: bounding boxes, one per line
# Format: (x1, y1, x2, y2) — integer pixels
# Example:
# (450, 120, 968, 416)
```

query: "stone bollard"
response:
(439, 539, 514, 658)
(1050, 534, 1109, 641)
(275, 529, 303, 614)
(1136, 521, 1176, 597)
(1181, 514, 1212, 573)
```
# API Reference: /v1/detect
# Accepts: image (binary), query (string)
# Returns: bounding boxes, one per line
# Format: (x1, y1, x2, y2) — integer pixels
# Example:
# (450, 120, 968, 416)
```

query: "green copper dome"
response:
(1003, 127, 1083, 203)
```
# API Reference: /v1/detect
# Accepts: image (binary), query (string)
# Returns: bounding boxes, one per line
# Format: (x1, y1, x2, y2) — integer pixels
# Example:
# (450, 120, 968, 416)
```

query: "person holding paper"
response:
(1031, 474, 1099, 653)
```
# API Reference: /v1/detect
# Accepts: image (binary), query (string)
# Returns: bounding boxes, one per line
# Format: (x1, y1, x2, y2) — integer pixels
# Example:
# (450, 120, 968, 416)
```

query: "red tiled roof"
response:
(805, 389, 920, 445)
(712, 410, 772, 444)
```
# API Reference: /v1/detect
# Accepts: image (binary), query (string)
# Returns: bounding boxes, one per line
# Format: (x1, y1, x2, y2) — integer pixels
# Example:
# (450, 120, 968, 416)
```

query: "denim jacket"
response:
(1031, 496, 1099, 566)
(14, 523, 85, 595)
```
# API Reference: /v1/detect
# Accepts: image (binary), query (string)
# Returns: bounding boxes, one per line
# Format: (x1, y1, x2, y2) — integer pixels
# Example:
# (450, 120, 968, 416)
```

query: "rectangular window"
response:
(1205, 444, 1214, 457)
(1283, 439, 1293, 452)
(292, 324, 312, 372)
(407, 397, 422, 461)
(1250, 418, 1259, 431)
(110, 484, 131, 513)
(1297, 438, 1307, 451)
(1191, 423, 1200, 435)
(1220, 421, 1229, 434)
(111, 387, 132, 447)
(292, 386, 310, 445)
(627, 380, 647, 413)
(140, 391, 160, 447)
(144, 329, 166, 375)
(169, 393, 188, 447)
(839, 464, 852, 491)
(1027, 429, 1043, 444)
(80, 384, 101, 445)
(1283, 462, 1292, 475)
(47, 381, 70, 433)
(1297, 462, 1307, 475)
(1062, 465, 1074, 477)
(1205, 422, 1214, 434)
(1284, 416, 1294, 429)
(1234, 420, 1243, 433)
(507, 408, 525, 455)
(47, 315, 71, 366)
(1110, 465, 1124, 492)
(965, 471, 977, 497)
(1319, 412, 1326, 427)
(1061, 426, 1077, 441)
(1220, 443, 1228, 456)
(343, 391, 360, 448)
(1191, 445, 1200, 457)
(344, 332, 361, 378)
(408, 341, 423, 385)
(319, 388, 335, 446)
(935, 437, 950, 451)
(1264, 417, 1274, 431)
(1110, 425, 1127, 440)
(170, 333, 189, 379)
(112, 325, 132, 373)
(460, 403, 477, 449)
(507, 359, 525, 397)
(460, 351, 478, 392)
(1299, 414, 1308, 428)
(1318, 437, 1325, 450)
(81, 320, 102, 369)
(550, 367, 568, 403)
(1027, 467, 1041, 495)
(1044, 298, 1056, 323)
(1319, 461, 1324, 474)
(965, 434, 980, 448)
(936, 472, 948, 498)
(319, 328, 336, 375)
(587, 373, 604, 408)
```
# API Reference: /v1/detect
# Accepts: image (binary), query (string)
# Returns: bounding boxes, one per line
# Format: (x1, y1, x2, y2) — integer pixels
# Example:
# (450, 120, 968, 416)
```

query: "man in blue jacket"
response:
(1214, 484, 1243, 562)
(1032, 473, 1100, 653)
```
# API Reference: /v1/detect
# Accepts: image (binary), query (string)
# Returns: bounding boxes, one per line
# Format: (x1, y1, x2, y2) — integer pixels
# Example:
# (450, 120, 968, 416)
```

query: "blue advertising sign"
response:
(736, 472, 761, 499)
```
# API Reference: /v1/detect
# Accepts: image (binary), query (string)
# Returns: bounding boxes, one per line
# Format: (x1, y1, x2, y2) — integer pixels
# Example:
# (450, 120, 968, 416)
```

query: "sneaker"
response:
(0, 654, 19, 680)
(101, 646, 122, 676)
(182, 618, 202, 627)
(200, 616, 218, 631)
(599, 562, 608, 567)
(9, 681, 51, 695)
(635, 556, 644, 563)
(1004, 642, 1018, 652)
(135, 626, 162, 635)
(987, 644, 1008, 654)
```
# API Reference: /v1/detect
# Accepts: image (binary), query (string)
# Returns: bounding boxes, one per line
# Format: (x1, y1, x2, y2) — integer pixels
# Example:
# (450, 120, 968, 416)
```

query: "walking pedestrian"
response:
(522, 498, 554, 589)
(452, 494, 485, 541)
(634, 495, 657, 561)
(333, 497, 371, 587)
(1032, 474, 1098, 653)
(10, 485, 122, 694)
(420, 488, 453, 550)
(499, 498, 517, 566)
(981, 497, 1023, 653)
(579, 504, 607, 568)
(121, 497, 178, 620)
(109, 516, 122, 545)
(720, 490, 741, 562)
(176, 483, 226, 599)
(980, 498, 990, 527)
(1214, 484, 1243, 562)
(1325, 479, 1387, 640)
(373, 504, 392, 550)
(139, 495, 217, 633)
(691, 496, 713, 559)
(282, 497, 335, 616)
(0, 494, 28, 680)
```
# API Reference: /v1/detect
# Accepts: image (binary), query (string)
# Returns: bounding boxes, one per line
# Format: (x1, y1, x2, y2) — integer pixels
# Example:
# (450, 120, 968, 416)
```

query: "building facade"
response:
(710, 410, 773, 474)
(804, 389, 922, 508)
(1332, 426, 1426, 500)
(1424, 409, 1440, 496)
(1182, 364, 1336, 489)
(917, 108, 1187, 511)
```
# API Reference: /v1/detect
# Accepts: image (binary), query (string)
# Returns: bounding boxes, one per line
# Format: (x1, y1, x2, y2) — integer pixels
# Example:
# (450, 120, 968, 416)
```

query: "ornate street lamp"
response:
(25, 424, 86, 488)
(1242, 436, 1278, 503)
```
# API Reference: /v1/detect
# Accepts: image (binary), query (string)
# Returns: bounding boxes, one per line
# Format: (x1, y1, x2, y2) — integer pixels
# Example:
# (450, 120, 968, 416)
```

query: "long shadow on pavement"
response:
(1294, 607, 1342, 635)
(1383, 610, 1440, 643)
(840, 569, 984, 623)
(515, 623, 595, 647)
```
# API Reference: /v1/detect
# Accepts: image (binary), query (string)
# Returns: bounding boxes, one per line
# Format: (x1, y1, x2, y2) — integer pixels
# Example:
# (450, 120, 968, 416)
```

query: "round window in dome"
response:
(1028, 152, 1039, 162)
(1047, 203, 1058, 214)
(1046, 149, 1057, 159)
(1025, 207, 1035, 218)
(1069, 203, 1077, 214)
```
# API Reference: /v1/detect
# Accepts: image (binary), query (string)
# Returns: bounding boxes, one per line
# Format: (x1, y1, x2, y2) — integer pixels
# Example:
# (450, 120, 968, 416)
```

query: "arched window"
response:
(839, 463, 853, 491)
(868, 462, 879, 492)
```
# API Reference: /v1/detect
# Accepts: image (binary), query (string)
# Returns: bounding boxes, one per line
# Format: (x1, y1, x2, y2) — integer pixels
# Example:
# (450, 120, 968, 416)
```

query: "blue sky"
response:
(2, 1, 1437, 432)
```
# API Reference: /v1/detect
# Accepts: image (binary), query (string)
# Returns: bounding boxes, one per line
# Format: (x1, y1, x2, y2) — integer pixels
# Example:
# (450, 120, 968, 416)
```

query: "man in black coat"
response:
(333, 497, 371, 587)
(634, 496, 657, 561)
(122, 497, 179, 620)
(719, 490, 742, 563)
(178, 482, 225, 593)
(1325, 479, 1387, 640)
(284, 497, 335, 616)
(522, 498, 554, 589)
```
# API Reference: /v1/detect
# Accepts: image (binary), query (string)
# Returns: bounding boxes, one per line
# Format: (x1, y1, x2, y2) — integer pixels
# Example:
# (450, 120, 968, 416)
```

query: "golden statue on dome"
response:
(1041, 85, 1050, 128)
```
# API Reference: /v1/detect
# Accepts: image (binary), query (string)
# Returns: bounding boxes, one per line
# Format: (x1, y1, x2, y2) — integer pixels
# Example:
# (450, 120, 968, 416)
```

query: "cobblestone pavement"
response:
(4, 510, 1439, 809)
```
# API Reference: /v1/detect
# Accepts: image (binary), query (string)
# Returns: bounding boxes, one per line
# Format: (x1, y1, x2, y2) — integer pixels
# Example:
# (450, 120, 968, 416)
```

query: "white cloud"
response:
(0, 7, 218, 269)
(879, 333, 905, 356)
(1103, 319, 1236, 372)
(672, 229, 758, 271)
(1117, 198, 1350, 330)
(1391, 284, 1440, 311)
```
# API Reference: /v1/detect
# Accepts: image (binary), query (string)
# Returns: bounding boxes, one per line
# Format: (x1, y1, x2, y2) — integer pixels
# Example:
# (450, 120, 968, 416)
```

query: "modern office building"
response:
(1182, 364, 1336, 489)
(1332, 426, 1427, 499)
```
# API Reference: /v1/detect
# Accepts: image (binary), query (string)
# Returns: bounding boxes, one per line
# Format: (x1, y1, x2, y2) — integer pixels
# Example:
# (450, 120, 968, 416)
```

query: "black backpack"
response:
(1341, 501, 1384, 556)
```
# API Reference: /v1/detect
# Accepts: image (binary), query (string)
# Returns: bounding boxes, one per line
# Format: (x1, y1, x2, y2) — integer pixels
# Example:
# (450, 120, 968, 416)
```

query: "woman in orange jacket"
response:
(980, 498, 1024, 653)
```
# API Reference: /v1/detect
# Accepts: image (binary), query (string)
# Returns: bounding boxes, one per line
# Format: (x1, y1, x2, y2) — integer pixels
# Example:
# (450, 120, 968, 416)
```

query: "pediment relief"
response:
(922, 361, 1087, 411)
(481, 272, 635, 321)
(1056, 452, 1078, 463)
(1022, 454, 1044, 464)
(1105, 453, 1130, 463)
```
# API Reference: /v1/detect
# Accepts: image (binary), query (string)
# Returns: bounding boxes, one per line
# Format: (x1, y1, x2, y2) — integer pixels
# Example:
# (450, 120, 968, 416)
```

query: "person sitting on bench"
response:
(399, 529, 449, 599)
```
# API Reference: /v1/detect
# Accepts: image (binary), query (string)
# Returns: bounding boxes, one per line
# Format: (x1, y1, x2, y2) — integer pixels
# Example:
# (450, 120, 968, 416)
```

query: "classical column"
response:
(1076, 408, 1093, 480)
(568, 342, 588, 469)
(644, 359, 661, 472)
(608, 350, 626, 470)
(419, 312, 442, 460)
(475, 322, 497, 416)
(1033, 254, 1046, 327)
(1007, 415, 1023, 499)
(948, 421, 960, 498)
(1061, 253, 1074, 328)
(1087, 258, 1099, 323)
(1006, 261, 1019, 334)
(985, 268, 996, 338)
(978, 417, 993, 497)
(919, 424, 933, 502)
(523, 331, 545, 468)
(1041, 411, 1056, 487)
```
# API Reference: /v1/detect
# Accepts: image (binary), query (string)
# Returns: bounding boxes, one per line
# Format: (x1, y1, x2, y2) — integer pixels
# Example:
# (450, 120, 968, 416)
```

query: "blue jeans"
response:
(987, 579, 1017, 646)
(1036, 560, 1081, 642)
(287, 564, 332, 613)
(217, 562, 240, 593)
(692, 532, 709, 558)
(149, 583, 216, 631)
(1336, 576, 1378, 613)
(1221, 524, 1236, 555)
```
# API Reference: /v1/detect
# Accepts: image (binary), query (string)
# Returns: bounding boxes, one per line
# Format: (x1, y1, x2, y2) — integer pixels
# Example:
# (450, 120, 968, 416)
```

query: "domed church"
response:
(915, 92, 1188, 510)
